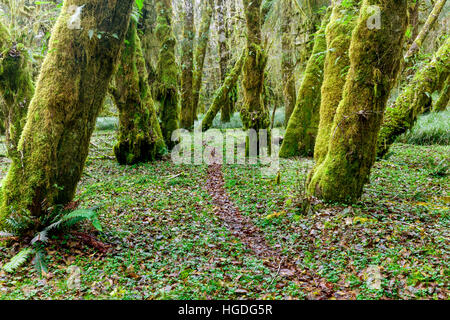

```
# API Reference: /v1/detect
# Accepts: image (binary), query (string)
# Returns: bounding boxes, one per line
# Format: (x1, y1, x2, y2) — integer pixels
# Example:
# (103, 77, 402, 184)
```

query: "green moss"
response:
(377, 38, 449, 157)
(433, 75, 449, 112)
(0, 0, 135, 228)
(307, 0, 408, 203)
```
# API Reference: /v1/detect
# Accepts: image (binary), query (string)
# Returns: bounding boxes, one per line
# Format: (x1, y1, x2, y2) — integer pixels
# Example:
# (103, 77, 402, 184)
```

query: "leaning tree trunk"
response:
(307, 0, 408, 203)
(153, 0, 180, 149)
(110, 20, 166, 165)
(180, 0, 195, 129)
(433, 75, 449, 112)
(311, 0, 358, 163)
(201, 50, 246, 131)
(404, 0, 447, 61)
(240, 0, 270, 149)
(281, 0, 296, 125)
(279, 9, 331, 158)
(0, 21, 34, 158)
(0, 0, 134, 228)
(192, 0, 213, 117)
(377, 38, 449, 157)
(216, 0, 233, 122)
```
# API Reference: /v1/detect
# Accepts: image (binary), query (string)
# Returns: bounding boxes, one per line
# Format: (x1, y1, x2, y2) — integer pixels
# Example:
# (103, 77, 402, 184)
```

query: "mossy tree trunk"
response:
(110, 20, 166, 165)
(180, 0, 195, 129)
(279, 9, 331, 158)
(307, 0, 408, 203)
(0, 21, 34, 158)
(201, 50, 246, 131)
(311, 0, 358, 163)
(433, 75, 449, 112)
(281, 0, 296, 126)
(377, 38, 449, 157)
(0, 0, 134, 227)
(138, 0, 158, 86)
(153, 0, 180, 149)
(240, 0, 270, 148)
(192, 0, 213, 117)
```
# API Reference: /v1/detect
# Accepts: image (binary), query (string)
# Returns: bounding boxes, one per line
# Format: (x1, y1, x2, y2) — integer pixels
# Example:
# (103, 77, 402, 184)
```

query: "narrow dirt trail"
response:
(205, 163, 338, 299)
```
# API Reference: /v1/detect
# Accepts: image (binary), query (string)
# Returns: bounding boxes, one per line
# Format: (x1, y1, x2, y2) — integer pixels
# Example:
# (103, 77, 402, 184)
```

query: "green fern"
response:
(3, 247, 35, 273)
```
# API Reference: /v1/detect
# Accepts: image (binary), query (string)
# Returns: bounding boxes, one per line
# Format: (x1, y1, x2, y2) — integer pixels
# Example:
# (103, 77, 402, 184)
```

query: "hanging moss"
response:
(180, 0, 195, 129)
(307, 0, 408, 203)
(311, 1, 358, 163)
(433, 75, 449, 112)
(0, 0, 135, 228)
(201, 50, 246, 131)
(111, 20, 166, 165)
(192, 0, 213, 117)
(377, 38, 449, 157)
(279, 9, 331, 158)
(241, 0, 270, 139)
(0, 21, 34, 159)
(153, 0, 180, 149)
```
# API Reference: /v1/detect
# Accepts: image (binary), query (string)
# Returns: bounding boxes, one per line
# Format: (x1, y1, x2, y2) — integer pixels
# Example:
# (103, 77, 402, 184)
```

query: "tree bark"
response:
(377, 38, 449, 157)
(180, 0, 195, 129)
(0, 0, 134, 228)
(111, 20, 166, 165)
(307, 0, 408, 203)
(138, 0, 159, 87)
(0, 21, 34, 158)
(433, 75, 449, 112)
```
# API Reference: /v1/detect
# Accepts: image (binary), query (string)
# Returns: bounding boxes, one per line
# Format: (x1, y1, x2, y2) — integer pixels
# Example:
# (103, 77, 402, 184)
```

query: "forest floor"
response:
(0, 130, 448, 300)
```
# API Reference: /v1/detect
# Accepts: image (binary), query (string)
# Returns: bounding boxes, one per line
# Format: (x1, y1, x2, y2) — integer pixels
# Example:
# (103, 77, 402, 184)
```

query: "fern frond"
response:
(3, 247, 35, 273)
(32, 249, 48, 277)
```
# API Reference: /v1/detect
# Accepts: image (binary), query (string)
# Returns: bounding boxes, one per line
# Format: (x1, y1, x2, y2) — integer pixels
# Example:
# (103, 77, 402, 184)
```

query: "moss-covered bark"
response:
(111, 20, 166, 165)
(240, 0, 270, 142)
(307, 0, 408, 203)
(0, 0, 134, 228)
(433, 75, 449, 112)
(0, 21, 34, 158)
(201, 50, 246, 131)
(192, 0, 213, 117)
(377, 38, 449, 157)
(312, 1, 358, 163)
(281, 0, 296, 126)
(138, 0, 158, 86)
(279, 9, 331, 158)
(153, 0, 180, 149)
(180, 0, 195, 129)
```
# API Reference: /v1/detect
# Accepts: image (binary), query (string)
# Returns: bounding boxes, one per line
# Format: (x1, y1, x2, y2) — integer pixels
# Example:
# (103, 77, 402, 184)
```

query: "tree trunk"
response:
(433, 75, 449, 112)
(377, 38, 449, 157)
(0, 21, 34, 158)
(193, 0, 213, 117)
(311, 0, 358, 164)
(110, 20, 166, 165)
(240, 0, 270, 147)
(279, 9, 331, 158)
(138, 0, 159, 87)
(201, 50, 246, 131)
(0, 0, 134, 228)
(404, 0, 447, 61)
(153, 0, 180, 149)
(180, 0, 195, 129)
(281, 0, 296, 125)
(307, 0, 408, 203)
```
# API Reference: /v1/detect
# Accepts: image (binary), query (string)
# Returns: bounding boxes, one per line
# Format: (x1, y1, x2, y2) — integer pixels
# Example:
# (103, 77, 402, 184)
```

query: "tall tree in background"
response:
(307, 0, 408, 203)
(153, 0, 180, 149)
(241, 0, 270, 149)
(281, 0, 296, 125)
(180, 0, 195, 129)
(192, 0, 213, 117)
(110, 20, 166, 165)
(0, 21, 34, 158)
(0, 0, 134, 229)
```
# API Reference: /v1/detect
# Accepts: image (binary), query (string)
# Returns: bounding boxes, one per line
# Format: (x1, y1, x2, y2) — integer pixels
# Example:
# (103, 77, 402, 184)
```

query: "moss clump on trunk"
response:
(240, 0, 270, 144)
(0, 0, 135, 228)
(433, 75, 449, 112)
(153, 0, 180, 149)
(111, 20, 166, 165)
(0, 21, 34, 158)
(201, 50, 246, 131)
(377, 38, 449, 157)
(279, 9, 331, 158)
(307, 0, 408, 203)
